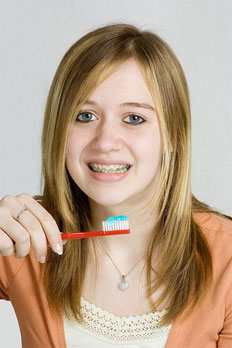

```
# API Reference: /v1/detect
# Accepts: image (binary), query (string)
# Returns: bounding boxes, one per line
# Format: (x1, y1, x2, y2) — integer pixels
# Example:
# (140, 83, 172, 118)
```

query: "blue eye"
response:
(76, 112, 144, 125)
(76, 112, 97, 122)
(124, 115, 144, 125)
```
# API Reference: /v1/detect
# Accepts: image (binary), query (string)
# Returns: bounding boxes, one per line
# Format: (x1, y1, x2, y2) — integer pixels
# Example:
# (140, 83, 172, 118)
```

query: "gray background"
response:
(0, 0, 231, 346)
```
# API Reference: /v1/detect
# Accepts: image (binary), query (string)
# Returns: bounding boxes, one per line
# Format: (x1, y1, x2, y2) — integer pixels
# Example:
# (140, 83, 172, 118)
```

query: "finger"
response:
(0, 209, 31, 257)
(17, 194, 63, 255)
(48, 238, 67, 248)
(0, 195, 48, 260)
(0, 228, 14, 256)
(1, 194, 63, 257)
(12, 208, 48, 261)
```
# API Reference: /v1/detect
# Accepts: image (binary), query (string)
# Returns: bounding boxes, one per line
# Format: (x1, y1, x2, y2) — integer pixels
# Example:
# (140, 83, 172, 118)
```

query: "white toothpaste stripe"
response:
(102, 219, 129, 231)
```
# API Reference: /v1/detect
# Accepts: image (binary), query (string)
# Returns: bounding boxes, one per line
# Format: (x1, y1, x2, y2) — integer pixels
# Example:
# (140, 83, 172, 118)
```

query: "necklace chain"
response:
(96, 239, 145, 291)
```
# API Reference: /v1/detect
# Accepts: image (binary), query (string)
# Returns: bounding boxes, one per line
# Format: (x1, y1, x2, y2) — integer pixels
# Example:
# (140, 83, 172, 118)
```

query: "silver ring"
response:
(16, 208, 27, 221)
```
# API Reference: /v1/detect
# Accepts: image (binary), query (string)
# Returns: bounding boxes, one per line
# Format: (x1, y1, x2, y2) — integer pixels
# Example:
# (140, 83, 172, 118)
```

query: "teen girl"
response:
(0, 23, 232, 347)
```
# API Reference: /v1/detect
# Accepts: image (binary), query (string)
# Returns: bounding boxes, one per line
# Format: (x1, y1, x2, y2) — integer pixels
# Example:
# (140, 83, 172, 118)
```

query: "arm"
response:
(218, 280, 232, 346)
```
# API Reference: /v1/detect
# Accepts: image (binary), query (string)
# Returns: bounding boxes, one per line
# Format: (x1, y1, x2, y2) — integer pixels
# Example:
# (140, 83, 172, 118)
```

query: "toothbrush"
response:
(61, 215, 130, 240)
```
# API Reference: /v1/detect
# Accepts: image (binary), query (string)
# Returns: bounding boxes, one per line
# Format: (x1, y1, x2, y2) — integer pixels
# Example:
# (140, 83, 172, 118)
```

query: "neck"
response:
(87, 198, 158, 263)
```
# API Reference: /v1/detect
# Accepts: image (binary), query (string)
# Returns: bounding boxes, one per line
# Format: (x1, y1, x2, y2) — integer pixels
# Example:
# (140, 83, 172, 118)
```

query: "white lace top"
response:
(63, 297, 173, 347)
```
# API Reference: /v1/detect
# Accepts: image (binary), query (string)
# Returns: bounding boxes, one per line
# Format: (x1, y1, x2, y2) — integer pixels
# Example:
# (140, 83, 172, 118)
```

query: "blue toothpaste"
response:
(103, 215, 129, 231)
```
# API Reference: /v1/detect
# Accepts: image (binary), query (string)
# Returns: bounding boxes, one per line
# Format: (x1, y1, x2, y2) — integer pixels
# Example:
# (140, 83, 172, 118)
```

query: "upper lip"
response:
(87, 159, 132, 165)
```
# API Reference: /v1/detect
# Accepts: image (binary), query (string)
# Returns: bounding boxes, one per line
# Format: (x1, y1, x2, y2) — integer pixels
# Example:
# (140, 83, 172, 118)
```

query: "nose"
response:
(90, 121, 124, 153)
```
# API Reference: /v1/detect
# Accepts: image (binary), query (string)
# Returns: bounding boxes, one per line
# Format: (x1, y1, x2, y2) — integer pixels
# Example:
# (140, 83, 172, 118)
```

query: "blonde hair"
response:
(39, 22, 231, 326)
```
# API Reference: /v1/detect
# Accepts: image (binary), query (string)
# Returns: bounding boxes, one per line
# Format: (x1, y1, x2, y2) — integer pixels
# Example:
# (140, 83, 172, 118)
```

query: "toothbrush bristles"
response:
(102, 220, 129, 232)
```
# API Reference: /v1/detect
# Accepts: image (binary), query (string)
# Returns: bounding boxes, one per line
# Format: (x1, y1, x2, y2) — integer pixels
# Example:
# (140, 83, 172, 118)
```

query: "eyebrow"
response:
(82, 100, 156, 112)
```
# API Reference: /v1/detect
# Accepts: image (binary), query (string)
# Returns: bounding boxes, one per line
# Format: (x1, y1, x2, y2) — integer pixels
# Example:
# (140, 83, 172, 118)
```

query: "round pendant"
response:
(118, 275, 129, 291)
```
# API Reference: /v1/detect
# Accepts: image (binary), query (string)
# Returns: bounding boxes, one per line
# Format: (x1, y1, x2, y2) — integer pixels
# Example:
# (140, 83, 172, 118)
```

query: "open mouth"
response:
(88, 163, 131, 174)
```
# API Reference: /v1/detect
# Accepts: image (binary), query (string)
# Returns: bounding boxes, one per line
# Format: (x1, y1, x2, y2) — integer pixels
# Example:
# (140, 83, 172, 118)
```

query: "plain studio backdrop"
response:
(0, 0, 231, 346)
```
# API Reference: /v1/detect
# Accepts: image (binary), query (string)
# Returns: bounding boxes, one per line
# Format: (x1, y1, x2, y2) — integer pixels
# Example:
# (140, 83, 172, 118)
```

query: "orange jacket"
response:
(0, 212, 232, 348)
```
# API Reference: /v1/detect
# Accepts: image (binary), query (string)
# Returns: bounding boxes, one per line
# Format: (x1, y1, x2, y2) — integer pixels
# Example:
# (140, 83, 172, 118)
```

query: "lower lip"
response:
(87, 165, 131, 183)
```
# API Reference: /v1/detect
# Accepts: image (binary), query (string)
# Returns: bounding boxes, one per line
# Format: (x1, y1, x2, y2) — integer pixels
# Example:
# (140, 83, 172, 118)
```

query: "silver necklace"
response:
(97, 240, 145, 291)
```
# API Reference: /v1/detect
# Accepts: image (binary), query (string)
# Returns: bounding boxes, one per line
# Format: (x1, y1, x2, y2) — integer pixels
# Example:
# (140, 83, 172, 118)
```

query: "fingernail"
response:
(39, 255, 46, 263)
(55, 243, 63, 255)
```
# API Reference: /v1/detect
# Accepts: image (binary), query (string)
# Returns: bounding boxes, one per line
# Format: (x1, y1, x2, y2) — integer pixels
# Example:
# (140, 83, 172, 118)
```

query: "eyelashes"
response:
(124, 115, 144, 125)
(76, 112, 96, 122)
(75, 111, 145, 125)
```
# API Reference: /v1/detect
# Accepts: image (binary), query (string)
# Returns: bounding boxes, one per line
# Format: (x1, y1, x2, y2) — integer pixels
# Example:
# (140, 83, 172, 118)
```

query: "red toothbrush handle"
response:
(61, 229, 130, 240)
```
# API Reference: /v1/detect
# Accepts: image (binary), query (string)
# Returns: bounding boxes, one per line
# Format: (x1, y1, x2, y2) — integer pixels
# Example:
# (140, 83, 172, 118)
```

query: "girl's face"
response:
(66, 59, 161, 208)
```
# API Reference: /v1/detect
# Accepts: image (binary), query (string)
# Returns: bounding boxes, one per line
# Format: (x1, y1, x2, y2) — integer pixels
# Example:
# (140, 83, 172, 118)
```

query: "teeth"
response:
(89, 163, 130, 173)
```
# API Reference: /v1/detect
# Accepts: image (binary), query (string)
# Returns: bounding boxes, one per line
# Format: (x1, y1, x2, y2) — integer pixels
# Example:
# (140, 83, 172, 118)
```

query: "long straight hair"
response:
(39, 22, 231, 326)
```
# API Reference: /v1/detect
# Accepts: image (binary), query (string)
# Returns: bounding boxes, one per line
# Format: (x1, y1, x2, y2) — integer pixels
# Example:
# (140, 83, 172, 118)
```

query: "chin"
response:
(88, 192, 129, 208)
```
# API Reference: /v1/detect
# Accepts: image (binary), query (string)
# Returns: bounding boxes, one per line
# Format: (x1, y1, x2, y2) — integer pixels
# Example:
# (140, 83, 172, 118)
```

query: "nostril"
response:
(89, 133, 124, 152)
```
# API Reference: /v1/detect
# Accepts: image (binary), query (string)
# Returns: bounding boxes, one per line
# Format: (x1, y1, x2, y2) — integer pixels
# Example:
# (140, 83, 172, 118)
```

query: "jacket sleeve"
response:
(0, 282, 10, 300)
(0, 254, 26, 301)
(217, 217, 232, 347)
(218, 280, 232, 346)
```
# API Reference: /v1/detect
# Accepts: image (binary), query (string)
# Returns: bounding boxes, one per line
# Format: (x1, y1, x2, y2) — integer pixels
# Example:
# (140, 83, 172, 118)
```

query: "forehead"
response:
(84, 59, 155, 108)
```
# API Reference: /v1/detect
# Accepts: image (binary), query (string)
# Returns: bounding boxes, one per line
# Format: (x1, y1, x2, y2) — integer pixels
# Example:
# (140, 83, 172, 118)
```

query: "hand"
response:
(0, 193, 66, 263)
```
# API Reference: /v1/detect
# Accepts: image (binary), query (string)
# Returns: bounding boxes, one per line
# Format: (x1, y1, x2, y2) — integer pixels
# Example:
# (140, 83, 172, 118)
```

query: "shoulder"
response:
(193, 211, 232, 239)
(193, 211, 232, 267)
(170, 213, 232, 345)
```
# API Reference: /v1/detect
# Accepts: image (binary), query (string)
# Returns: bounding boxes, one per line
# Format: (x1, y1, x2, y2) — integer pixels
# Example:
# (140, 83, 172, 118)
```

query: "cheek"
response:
(66, 126, 89, 161)
(65, 127, 92, 185)
(133, 128, 161, 165)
